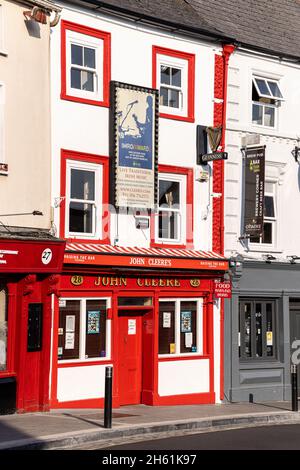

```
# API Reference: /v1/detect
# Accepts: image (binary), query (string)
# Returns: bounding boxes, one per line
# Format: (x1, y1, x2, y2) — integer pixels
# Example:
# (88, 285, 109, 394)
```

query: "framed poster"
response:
(110, 81, 159, 210)
(181, 311, 192, 333)
(243, 146, 265, 236)
(87, 311, 100, 335)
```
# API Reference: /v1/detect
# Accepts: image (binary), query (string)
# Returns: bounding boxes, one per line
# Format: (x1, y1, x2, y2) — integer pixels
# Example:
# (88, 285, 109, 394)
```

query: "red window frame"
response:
(60, 149, 110, 244)
(151, 164, 194, 249)
(152, 45, 195, 123)
(61, 20, 111, 107)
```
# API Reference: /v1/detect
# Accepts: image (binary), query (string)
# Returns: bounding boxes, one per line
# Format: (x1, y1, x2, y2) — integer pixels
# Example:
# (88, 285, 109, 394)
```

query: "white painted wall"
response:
(158, 359, 210, 396)
(224, 50, 300, 259)
(57, 364, 111, 401)
(50, 2, 217, 251)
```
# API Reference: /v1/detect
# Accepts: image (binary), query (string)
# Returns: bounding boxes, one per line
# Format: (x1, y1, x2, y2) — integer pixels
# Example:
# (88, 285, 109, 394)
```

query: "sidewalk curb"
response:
(1, 411, 300, 450)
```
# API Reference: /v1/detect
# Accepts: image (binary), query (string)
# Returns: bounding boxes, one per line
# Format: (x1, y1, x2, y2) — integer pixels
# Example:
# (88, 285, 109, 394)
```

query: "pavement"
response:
(0, 401, 300, 450)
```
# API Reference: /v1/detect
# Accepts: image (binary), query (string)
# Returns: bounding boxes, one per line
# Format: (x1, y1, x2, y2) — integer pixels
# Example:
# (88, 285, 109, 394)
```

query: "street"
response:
(75, 423, 300, 450)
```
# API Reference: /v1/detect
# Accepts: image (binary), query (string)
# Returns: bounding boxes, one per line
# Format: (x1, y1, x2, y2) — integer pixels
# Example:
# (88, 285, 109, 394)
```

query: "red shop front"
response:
(0, 232, 65, 414)
(50, 244, 229, 409)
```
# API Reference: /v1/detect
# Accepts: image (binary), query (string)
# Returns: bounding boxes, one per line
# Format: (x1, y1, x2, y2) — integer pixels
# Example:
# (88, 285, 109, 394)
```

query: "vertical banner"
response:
(110, 81, 159, 209)
(243, 146, 265, 237)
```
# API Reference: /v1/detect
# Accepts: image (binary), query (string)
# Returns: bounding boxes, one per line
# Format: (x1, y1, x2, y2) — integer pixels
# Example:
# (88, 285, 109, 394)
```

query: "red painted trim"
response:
(60, 20, 111, 107)
(220, 297, 225, 401)
(158, 355, 209, 362)
(152, 45, 195, 123)
(151, 164, 194, 249)
(60, 149, 110, 243)
(155, 392, 215, 406)
(53, 397, 105, 409)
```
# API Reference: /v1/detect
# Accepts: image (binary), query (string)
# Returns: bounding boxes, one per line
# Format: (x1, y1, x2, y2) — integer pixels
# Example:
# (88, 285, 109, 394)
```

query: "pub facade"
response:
(49, 0, 233, 408)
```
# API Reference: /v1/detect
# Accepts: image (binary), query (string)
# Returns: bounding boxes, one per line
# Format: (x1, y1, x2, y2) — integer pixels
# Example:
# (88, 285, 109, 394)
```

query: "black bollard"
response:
(291, 364, 298, 412)
(104, 366, 113, 428)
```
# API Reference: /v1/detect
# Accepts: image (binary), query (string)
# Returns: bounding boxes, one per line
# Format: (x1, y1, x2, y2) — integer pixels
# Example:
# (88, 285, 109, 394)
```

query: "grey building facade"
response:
(225, 259, 300, 403)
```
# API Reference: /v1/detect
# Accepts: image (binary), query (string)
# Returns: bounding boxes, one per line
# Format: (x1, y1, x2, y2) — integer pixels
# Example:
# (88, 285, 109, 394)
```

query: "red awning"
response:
(64, 243, 228, 271)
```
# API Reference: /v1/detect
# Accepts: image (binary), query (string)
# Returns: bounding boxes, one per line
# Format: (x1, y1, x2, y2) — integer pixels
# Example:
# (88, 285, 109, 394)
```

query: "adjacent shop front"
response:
(225, 259, 300, 403)
(0, 230, 65, 414)
(50, 243, 229, 409)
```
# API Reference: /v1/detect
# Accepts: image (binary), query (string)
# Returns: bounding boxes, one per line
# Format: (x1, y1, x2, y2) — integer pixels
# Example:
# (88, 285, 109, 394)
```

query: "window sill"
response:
(247, 244, 282, 254)
(152, 241, 187, 249)
(60, 92, 109, 108)
(158, 354, 208, 361)
(58, 358, 111, 367)
(159, 111, 194, 123)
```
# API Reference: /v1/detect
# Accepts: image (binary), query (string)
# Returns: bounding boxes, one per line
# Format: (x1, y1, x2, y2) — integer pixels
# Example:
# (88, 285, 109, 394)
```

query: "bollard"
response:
(291, 364, 298, 412)
(104, 366, 113, 428)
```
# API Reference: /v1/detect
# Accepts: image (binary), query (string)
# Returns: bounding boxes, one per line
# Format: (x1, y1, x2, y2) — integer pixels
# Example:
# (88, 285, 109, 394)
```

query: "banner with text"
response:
(111, 82, 158, 210)
(243, 146, 265, 237)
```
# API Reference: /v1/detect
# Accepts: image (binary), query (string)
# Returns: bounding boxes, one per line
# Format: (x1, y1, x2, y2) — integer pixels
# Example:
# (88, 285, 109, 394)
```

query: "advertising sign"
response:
(214, 280, 232, 298)
(243, 146, 265, 236)
(111, 81, 159, 209)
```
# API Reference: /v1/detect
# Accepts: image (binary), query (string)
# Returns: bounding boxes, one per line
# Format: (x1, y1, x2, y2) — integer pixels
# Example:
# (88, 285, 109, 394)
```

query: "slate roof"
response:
(75, 0, 300, 60)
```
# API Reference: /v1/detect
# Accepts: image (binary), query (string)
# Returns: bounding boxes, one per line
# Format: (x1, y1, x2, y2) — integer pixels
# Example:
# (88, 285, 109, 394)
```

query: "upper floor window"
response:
(66, 160, 102, 239)
(61, 21, 110, 107)
(156, 173, 186, 244)
(153, 46, 195, 122)
(252, 76, 283, 128)
(250, 181, 277, 246)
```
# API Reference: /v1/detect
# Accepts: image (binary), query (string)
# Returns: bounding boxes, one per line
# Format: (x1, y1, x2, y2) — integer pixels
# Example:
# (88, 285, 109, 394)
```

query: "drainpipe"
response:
(219, 43, 235, 403)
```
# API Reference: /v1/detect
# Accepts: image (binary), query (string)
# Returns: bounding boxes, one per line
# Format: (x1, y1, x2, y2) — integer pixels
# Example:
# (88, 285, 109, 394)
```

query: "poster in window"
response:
(181, 311, 192, 333)
(65, 332, 75, 349)
(111, 82, 159, 210)
(66, 315, 75, 332)
(163, 312, 171, 328)
(243, 146, 265, 236)
(185, 332, 193, 348)
(87, 311, 100, 335)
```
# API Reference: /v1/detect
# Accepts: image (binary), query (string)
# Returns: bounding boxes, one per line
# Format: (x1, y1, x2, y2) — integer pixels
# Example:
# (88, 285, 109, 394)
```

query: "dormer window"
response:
(252, 77, 283, 128)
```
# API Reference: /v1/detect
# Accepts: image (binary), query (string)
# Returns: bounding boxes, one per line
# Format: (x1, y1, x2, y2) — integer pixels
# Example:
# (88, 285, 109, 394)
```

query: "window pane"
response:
(160, 66, 171, 85)
(84, 47, 95, 69)
(160, 87, 169, 106)
(58, 300, 80, 360)
(71, 68, 81, 90)
(264, 195, 275, 218)
(252, 103, 263, 125)
(118, 297, 152, 306)
(262, 222, 272, 244)
(158, 210, 179, 240)
(85, 300, 107, 359)
(69, 202, 93, 233)
(82, 71, 94, 92)
(0, 288, 8, 371)
(267, 81, 282, 99)
(171, 68, 181, 87)
(254, 78, 271, 96)
(180, 301, 197, 353)
(159, 301, 175, 354)
(169, 89, 179, 108)
(71, 44, 83, 66)
(255, 303, 263, 357)
(159, 180, 180, 207)
(264, 106, 275, 127)
(266, 303, 274, 357)
(244, 303, 251, 358)
(71, 169, 95, 200)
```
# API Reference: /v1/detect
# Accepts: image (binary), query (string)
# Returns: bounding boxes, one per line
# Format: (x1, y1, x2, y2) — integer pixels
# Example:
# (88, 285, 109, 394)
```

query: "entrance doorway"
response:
(118, 309, 153, 406)
(290, 301, 300, 393)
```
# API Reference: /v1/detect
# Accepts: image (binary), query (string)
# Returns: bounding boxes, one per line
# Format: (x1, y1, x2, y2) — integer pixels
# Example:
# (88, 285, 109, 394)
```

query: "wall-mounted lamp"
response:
(291, 146, 300, 163)
(287, 255, 300, 264)
(0, 211, 43, 217)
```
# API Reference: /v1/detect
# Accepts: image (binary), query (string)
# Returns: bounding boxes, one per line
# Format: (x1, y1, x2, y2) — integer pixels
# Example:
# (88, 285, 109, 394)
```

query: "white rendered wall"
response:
(50, 3, 217, 251)
(158, 359, 210, 396)
(57, 364, 112, 402)
(224, 50, 300, 259)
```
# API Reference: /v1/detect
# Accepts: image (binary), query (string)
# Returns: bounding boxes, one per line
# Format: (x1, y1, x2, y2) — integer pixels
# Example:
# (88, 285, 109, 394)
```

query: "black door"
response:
(290, 302, 300, 393)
